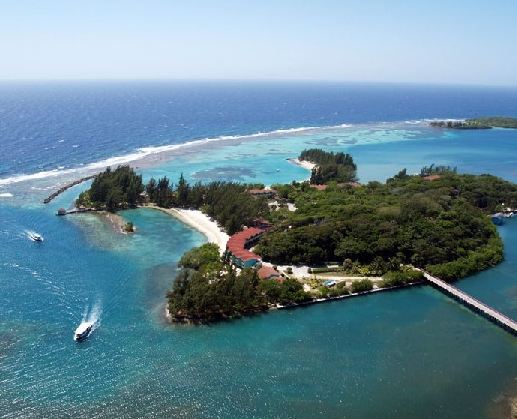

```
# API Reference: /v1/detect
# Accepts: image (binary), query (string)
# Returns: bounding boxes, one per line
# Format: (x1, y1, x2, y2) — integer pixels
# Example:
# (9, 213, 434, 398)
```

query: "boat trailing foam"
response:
(74, 301, 102, 342)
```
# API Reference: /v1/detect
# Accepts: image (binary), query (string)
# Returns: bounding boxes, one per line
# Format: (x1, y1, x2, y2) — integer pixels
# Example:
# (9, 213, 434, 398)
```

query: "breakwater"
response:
(42, 175, 95, 204)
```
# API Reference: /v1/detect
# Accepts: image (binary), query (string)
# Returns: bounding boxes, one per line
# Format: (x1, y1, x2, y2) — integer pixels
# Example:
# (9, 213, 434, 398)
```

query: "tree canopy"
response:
(79, 169, 268, 235)
(430, 116, 517, 129)
(258, 171, 515, 281)
(299, 148, 357, 184)
(76, 165, 144, 211)
(167, 245, 311, 323)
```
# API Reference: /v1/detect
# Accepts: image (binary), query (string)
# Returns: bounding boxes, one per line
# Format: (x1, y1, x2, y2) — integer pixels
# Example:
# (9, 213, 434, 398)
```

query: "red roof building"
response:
(257, 266, 281, 280)
(226, 227, 264, 268)
(248, 189, 277, 198)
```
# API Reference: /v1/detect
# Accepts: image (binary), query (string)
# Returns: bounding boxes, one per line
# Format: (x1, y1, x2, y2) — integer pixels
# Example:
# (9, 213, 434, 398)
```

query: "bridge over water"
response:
(421, 270, 517, 336)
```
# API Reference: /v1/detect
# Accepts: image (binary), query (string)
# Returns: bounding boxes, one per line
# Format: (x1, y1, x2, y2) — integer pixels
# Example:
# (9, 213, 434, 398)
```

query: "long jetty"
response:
(42, 175, 96, 204)
(421, 270, 517, 336)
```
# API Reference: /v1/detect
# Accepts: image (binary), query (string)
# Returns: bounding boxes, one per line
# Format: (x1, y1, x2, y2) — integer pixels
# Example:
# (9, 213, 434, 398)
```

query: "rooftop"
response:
(257, 266, 281, 280)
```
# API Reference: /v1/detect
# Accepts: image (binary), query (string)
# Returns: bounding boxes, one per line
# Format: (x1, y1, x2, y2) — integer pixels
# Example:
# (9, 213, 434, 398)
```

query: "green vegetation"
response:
(426, 236, 503, 281)
(167, 266, 267, 323)
(299, 148, 357, 184)
(258, 170, 516, 281)
(79, 168, 267, 235)
(81, 154, 517, 326)
(430, 116, 517, 129)
(258, 277, 312, 305)
(179, 243, 220, 270)
(76, 165, 144, 211)
(351, 279, 374, 293)
(145, 175, 269, 234)
(123, 222, 135, 233)
(379, 268, 425, 287)
(167, 245, 311, 323)
(316, 281, 350, 298)
(420, 164, 457, 177)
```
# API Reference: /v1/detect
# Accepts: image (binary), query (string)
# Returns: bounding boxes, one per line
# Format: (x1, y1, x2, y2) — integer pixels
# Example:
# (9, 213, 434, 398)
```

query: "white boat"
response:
(28, 232, 43, 242)
(74, 322, 93, 342)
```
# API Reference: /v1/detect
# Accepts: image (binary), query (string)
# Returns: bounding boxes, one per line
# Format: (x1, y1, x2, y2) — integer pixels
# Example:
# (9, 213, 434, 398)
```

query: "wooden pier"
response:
(421, 270, 517, 336)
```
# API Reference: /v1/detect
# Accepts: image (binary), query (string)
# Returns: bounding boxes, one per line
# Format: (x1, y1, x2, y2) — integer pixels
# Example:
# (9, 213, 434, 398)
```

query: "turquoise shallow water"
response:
(1, 124, 517, 418)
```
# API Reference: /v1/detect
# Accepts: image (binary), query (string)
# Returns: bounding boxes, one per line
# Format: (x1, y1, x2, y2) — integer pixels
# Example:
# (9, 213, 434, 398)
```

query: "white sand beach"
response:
(148, 205, 229, 253)
(288, 158, 316, 171)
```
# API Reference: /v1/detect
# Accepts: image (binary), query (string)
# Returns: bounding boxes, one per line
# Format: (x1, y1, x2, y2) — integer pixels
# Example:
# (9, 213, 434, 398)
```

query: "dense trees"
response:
(76, 165, 144, 211)
(258, 171, 516, 281)
(192, 182, 269, 234)
(258, 277, 312, 305)
(167, 245, 311, 323)
(379, 269, 424, 287)
(299, 149, 355, 166)
(167, 267, 268, 322)
(351, 279, 374, 293)
(179, 243, 220, 270)
(430, 117, 517, 129)
(145, 176, 268, 234)
(79, 168, 268, 235)
(420, 164, 457, 176)
(299, 148, 357, 184)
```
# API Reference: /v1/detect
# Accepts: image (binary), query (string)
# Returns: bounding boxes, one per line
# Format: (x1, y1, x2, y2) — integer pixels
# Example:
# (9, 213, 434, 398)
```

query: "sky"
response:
(0, 0, 516, 85)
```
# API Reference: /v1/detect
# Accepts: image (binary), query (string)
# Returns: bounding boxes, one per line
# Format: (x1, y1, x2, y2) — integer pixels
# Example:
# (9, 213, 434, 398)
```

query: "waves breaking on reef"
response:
(0, 120, 433, 188)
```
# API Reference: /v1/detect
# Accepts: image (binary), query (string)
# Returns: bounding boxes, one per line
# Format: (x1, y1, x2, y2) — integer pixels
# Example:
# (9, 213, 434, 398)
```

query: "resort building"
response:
(247, 188, 277, 199)
(257, 266, 282, 280)
(226, 227, 264, 268)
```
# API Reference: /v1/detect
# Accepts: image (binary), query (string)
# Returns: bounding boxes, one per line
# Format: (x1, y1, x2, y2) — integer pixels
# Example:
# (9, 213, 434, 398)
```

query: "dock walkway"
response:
(421, 270, 517, 336)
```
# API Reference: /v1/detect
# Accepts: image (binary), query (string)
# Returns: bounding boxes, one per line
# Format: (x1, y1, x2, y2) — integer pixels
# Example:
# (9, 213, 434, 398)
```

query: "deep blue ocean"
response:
(1, 82, 517, 418)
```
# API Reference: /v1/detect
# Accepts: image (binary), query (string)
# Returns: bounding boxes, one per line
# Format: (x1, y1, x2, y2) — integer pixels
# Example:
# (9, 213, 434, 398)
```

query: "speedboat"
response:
(74, 322, 93, 342)
(29, 232, 43, 242)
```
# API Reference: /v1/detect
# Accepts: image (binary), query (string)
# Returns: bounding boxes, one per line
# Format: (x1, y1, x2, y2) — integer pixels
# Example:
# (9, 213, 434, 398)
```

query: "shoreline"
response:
(287, 158, 316, 171)
(277, 280, 425, 309)
(145, 205, 229, 253)
(165, 280, 425, 324)
(103, 211, 134, 234)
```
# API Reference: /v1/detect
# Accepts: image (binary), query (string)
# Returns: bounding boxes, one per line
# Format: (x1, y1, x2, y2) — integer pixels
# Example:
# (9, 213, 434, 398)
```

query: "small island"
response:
(75, 149, 517, 324)
(430, 116, 517, 129)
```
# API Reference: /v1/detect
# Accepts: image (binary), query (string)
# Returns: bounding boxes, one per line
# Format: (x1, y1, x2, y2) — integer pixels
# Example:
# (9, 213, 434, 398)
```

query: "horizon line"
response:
(0, 78, 516, 89)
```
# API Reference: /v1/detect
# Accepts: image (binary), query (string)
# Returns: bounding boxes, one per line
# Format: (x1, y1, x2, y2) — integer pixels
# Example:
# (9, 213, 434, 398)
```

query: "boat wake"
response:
(74, 301, 102, 341)
(83, 300, 102, 330)
(25, 230, 43, 242)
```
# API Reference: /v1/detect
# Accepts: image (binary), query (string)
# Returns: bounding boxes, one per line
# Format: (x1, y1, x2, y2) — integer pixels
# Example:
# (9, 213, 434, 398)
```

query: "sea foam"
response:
(0, 123, 350, 186)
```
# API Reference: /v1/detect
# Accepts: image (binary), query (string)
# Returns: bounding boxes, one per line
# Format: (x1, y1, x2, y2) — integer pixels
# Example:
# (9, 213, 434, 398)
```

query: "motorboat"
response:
(28, 232, 43, 242)
(74, 322, 93, 342)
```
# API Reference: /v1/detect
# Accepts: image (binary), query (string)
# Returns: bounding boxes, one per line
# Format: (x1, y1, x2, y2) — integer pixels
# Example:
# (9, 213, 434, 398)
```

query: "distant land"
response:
(430, 116, 517, 129)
